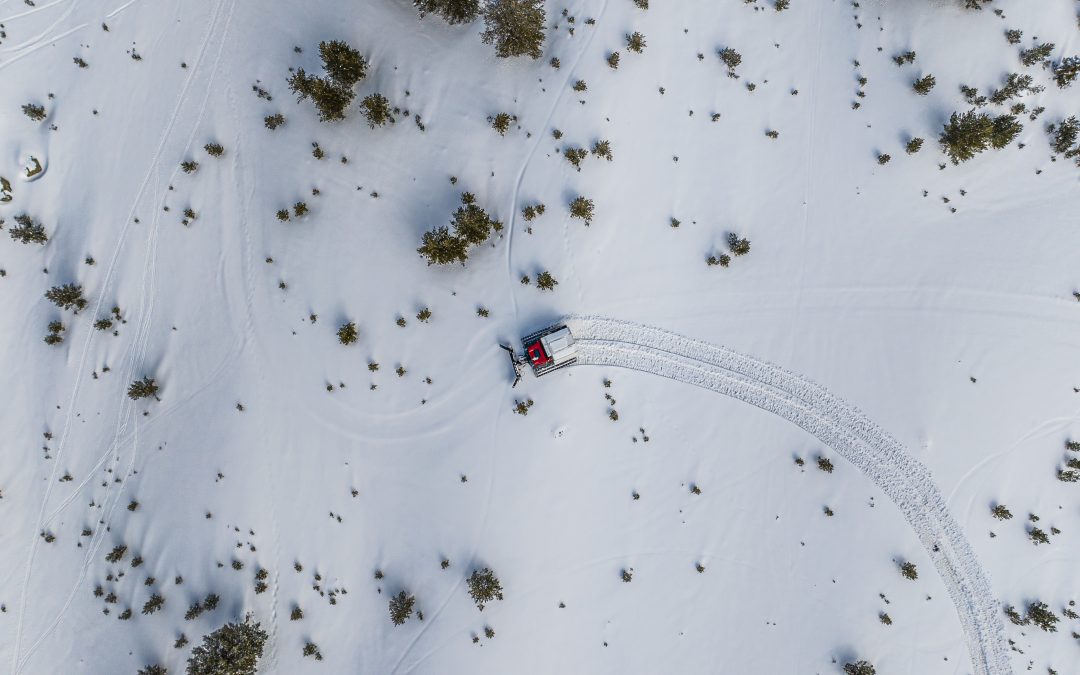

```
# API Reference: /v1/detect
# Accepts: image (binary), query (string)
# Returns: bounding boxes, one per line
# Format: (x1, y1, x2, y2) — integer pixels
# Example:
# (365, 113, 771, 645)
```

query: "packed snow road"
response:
(565, 316, 1011, 675)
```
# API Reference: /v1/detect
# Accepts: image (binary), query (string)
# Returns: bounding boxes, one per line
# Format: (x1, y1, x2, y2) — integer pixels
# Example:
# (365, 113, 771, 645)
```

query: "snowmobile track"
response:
(566, 316, 1011, 675)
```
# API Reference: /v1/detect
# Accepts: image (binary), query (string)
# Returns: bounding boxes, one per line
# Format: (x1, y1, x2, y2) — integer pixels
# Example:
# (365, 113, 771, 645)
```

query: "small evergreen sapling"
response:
(536, 271, 558, 291)
(142, 594, 165, 615)
(727, 232, 751, 256)
(626, 32, 646, 54)
(22, 103, 46, 121)
(905, 138, 924, 154)
(591, 139, 613, 161)
(489, 112, 515, 135)
(127, 377, 160, 401)
(899, 561, 918, 580)
(912, 74, 935, 95)
(569, 196, 594, 224)
(337, 322, 358, 345)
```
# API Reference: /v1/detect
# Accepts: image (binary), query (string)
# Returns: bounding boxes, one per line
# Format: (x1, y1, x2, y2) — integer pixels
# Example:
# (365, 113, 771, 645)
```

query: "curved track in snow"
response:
(565, 316, 1011, 675)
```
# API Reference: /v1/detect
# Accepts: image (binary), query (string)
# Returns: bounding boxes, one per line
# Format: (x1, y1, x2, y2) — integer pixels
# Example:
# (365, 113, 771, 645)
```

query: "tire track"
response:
(566, 316, 1011, 675)
(502, 0, 610, 319)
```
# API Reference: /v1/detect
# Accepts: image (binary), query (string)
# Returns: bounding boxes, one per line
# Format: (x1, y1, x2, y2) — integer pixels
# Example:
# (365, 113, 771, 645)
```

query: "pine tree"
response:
(988, 73, 1042, 104)
(143, 594, 166, 615)
(106, 545, 128, 563)
(727, 232, 751, 256)
(466, 568, 504, 610)
(1053, 56, 1080, 88)
(1026, 601, 1059, 632)
(9, 214, 48, 245)
(899, 561, 918, 580)
(843, 662, 876, 675)
(388, 590, 416, 625)
(717, 47, 742, 77)
(905, 137, 924, 154)
(1019, 43, 1054, 68)
(264, 114, 285, 130)
(45, 284, 88, 312)
(569, 196, 594, 224)
(481, 0, 546, 60)
(138, 666, 167, 675)
(912, 74, 936, 95)
(127, 377, 160, 401)
(536, 271, 558, 291)
(939, 110, 996, 164)
(417, 226, 469, 265)
(337, 322, 358, 345)
(989, 114, 1022, 149)
(288, 68, 355, 123)
(415, 0, 480, 24)
(489, 112, 515, 135)
(186, 618, 268, 675)
(591, 140, 613, 161)
(1047, 116, 1079, 155)
(990, 504, 1013, 520)
(22, 103, 46, 121)
(1003, 604, 1026, 625)
(451, 192, 502, 245)
(318, 40, 368, 87)
(360, 93, 393, 128)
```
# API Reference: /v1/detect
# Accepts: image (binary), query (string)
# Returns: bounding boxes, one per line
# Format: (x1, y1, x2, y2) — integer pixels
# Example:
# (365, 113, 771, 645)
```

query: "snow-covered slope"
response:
(2, 0, 1080, 673)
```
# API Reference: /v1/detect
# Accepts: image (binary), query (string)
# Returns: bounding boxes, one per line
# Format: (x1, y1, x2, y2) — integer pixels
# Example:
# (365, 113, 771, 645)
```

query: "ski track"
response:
(503, 0, 609, 321)
(565, 316, 1011, 675)
(9, 2, 234, 670)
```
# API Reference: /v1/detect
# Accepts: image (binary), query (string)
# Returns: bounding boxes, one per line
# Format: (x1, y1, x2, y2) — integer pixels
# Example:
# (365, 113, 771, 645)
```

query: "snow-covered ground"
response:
(2, 0, 1080, 673)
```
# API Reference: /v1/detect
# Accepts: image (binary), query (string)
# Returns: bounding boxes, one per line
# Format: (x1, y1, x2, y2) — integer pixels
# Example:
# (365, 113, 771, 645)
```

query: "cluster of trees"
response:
(939, 110, 1021, 164)
(415, 0, 545, 59)
(45, 284, 87, 312)
(288, 41, 369, 122)
(418, 193, 502, 265)
(1005, 601, 1060, 632)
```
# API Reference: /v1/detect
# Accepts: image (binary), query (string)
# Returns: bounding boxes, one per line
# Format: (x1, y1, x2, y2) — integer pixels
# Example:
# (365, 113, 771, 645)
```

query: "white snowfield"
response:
(566, 316, 1011, 675)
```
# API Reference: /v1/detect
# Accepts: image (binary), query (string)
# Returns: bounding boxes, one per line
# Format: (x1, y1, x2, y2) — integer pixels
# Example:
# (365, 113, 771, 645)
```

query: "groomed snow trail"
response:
(565, 316, 1011, 675)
